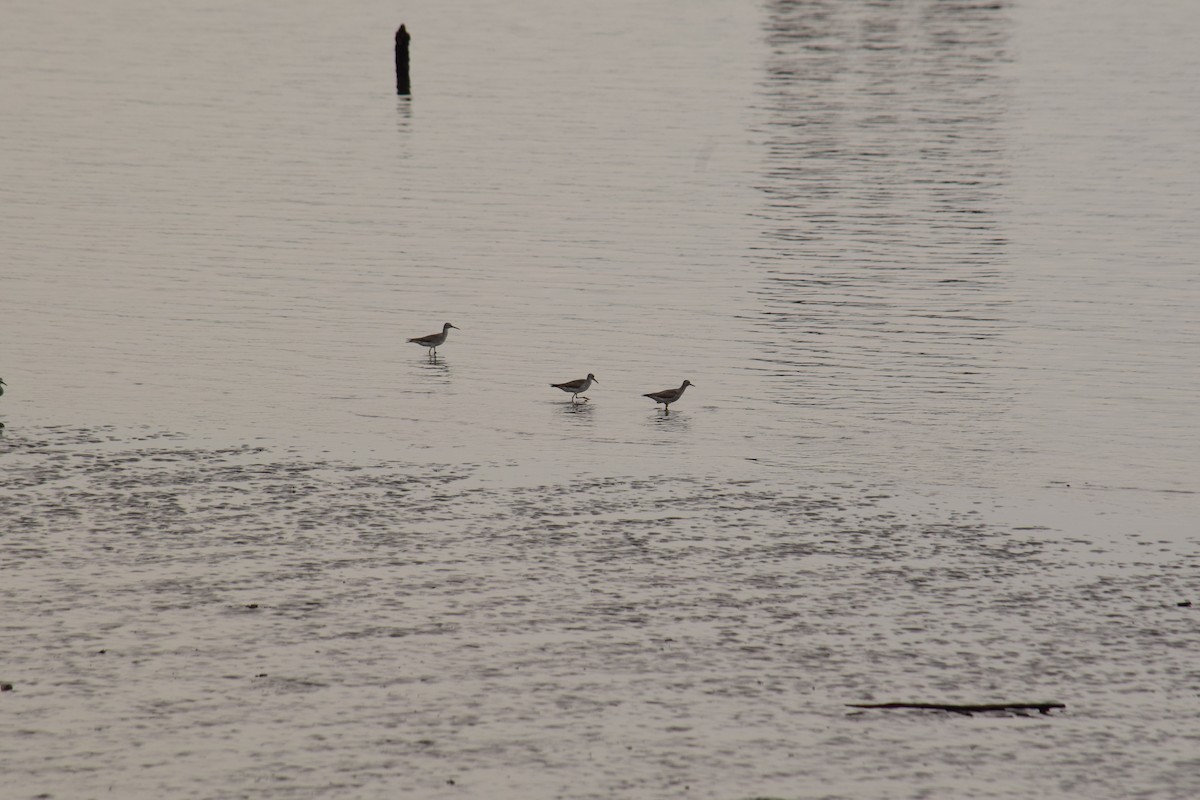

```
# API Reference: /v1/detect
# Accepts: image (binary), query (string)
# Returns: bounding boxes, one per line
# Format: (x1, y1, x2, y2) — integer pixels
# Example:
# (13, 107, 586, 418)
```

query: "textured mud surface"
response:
(2, 427, 1196, 799)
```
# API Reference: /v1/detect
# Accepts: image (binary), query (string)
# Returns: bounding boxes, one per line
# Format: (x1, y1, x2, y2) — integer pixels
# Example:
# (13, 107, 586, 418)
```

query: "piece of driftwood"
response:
(847, 702, 1065, 716)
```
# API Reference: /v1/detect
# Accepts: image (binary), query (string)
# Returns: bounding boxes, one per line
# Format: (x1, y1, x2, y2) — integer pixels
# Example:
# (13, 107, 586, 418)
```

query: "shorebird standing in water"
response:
(550, 373, 598, 403)
(643, 380, 693, 413)
(0, 377, 5, 397)
(407, 322, 458, 358)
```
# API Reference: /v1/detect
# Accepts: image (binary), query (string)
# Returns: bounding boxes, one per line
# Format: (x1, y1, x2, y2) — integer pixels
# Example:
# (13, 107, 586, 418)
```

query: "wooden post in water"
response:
(395, 24, 411, 95)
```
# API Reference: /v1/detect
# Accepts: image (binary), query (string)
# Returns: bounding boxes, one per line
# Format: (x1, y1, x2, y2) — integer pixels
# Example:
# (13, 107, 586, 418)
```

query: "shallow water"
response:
(2, 1, 1199, 798)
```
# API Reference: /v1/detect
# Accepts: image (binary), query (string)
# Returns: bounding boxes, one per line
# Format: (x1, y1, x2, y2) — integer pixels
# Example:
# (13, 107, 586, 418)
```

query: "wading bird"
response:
(643, 380, 693, 413)
(550, 373, 598, 403)
(407, 322, 458, 358)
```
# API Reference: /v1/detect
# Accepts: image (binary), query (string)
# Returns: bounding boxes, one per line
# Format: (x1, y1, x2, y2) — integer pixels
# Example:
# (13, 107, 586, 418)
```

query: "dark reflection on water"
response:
(556, 400, 595, 420)
(753, 1, 1014, 425)
(411, 356, 451, 389)
(646, 410, 691, 434)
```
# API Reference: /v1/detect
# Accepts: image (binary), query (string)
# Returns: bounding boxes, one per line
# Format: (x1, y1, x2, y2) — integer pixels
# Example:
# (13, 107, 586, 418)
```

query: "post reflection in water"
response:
(752, 1, 1015, 469)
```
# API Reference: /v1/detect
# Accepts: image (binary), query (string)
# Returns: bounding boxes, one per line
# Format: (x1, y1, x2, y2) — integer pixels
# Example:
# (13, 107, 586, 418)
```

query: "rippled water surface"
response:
(2, 1, 1198, 798)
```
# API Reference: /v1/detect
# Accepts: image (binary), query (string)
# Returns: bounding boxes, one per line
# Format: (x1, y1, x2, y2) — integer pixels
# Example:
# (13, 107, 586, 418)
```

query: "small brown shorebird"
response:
(550, 373, 598, 403)
(407, 322, 458, 357)
(643, 380, 693, 412)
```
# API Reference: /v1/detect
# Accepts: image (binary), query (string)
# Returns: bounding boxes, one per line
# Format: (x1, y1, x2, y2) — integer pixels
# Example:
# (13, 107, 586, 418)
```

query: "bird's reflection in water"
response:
(414, 357, 451, 388)
(418, 354, 449, 370)
(558, 400, 596, 422)
(649, 409, 690, 432)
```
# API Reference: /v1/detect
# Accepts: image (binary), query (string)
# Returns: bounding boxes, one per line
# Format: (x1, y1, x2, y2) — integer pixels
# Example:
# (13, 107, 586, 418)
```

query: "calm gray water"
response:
(2, 1, 1198, 798)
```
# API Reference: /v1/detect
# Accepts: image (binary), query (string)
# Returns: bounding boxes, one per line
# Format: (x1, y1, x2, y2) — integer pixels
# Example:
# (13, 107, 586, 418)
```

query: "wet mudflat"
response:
(3, 426, 1197, 799)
